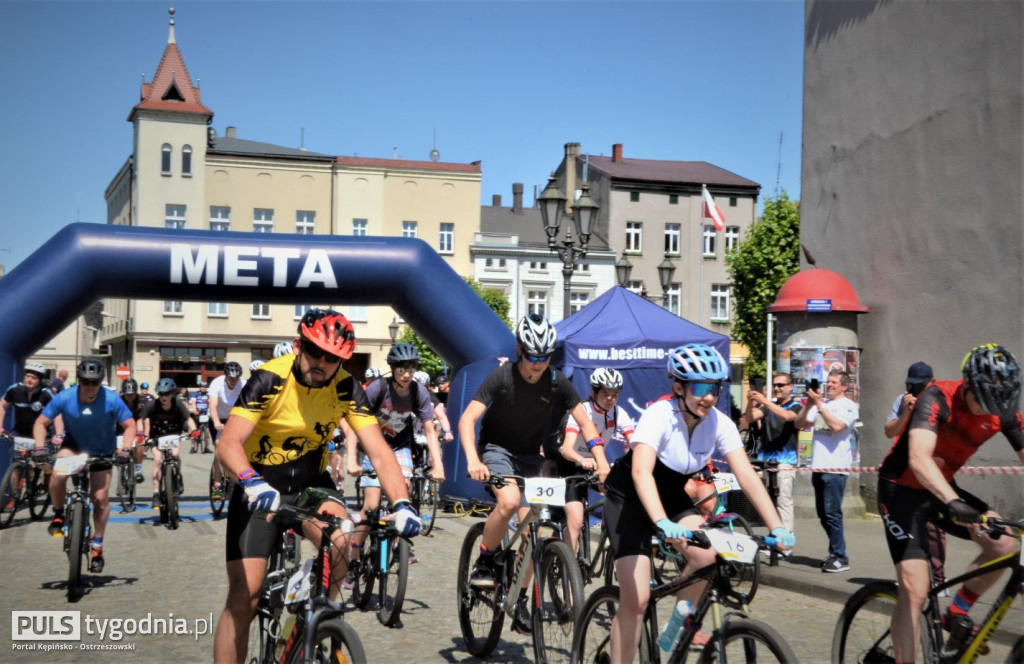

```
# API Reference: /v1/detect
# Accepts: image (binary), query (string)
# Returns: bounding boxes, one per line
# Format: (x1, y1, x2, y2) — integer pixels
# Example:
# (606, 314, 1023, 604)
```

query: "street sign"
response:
(115, 366, 131, 380)
(806, 298, 833, 312)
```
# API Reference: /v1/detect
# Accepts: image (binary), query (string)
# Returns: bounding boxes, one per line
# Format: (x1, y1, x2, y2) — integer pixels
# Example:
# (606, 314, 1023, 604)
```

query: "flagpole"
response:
(699, 184, 707, 324)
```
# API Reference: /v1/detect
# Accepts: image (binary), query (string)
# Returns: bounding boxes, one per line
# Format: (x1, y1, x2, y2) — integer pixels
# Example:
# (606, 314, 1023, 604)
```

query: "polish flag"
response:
(702, 184, 725, 232)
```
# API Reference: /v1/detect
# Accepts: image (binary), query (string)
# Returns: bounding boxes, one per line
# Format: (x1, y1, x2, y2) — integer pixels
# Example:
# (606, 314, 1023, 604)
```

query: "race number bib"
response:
(705, 528, 758, 564)
(712, 472, 739, 494)
(13, 437, 34, 452)
(53, 453, 89, 476)
(284, 559, 314, 606)
(157, 435, 180, 451)
(199, 414, 209, 423)
(524, 477, 567, 507)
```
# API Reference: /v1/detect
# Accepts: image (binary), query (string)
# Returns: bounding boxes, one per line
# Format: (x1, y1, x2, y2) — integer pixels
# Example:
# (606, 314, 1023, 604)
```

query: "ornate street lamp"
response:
(614, 251, 634, 288)
(657, 253, 677, 309)
(388, 317, 400, 343)
(539, 175, 600, 320)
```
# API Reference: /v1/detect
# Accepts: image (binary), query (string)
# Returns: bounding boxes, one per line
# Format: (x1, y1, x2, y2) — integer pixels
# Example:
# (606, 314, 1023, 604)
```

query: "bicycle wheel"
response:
(118, 465, 136, 513)
(534, 539, 585, 664)
(831, 580, 933, 664)
(27, 467, 51, 520)
(350, 543, 376, 610)
(209, 464, 227, 518)
(0, 463, 26, 527)
(66, 500, 85, 601)
(286, 617, 367, 664)
(456, 521, 504, 657)
(419, 479, 439, 536)
(697, 618, 797, 663)
(163, 463, 179, 529)
(246, 605, 280, 664)
(712, 514, 760, 605)
(571, 585, 652, 664)
(377, 537, 409, 627)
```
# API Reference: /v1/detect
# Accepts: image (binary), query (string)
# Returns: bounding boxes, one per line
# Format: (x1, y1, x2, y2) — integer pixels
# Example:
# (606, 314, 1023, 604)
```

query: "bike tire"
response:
(246, 605, 280, 664)
(27, 467, 50, 519)
(66, 500, 85, 601)
(0, 463, 25, 527)
(163, 463, 179, 530)
(209, 464, 227, 518)
(286, 617, 367, 664)
(456, 521, 504, 657)
(351, 544, 376, 610)
(571, 584, 653, 664)
(419, 479, 439, 536)
(533, 539, 586, 664)
(696, 618, 797, 664)
(118, 465, 136, 514)
(377, 537, 409, 627)
(831, 580, 933, 664)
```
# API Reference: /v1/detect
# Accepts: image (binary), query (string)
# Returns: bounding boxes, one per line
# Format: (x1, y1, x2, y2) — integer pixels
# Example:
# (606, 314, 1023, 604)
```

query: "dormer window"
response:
(162, 83, 185, 102)
(161, 144, 172, 175)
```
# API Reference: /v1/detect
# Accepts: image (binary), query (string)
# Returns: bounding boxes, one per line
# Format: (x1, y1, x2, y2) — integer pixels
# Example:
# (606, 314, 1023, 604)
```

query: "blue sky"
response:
(0, 0, 804, 272)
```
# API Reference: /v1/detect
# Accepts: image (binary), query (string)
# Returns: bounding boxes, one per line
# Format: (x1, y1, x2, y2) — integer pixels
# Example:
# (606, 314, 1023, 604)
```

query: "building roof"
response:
(584, 155, 760, 190)
(480, 203, 610, 251)
(209, 136, 334, 161)
(334, 156, 481, 173)
(129, 9, 212, 121)
(768, 268, 869, 313)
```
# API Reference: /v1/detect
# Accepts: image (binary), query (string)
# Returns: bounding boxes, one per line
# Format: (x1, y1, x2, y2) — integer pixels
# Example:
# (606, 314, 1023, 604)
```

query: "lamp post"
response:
(388, 317, 400, 343)
(538, 175, 599, 320)
(615, 250, 678, 311)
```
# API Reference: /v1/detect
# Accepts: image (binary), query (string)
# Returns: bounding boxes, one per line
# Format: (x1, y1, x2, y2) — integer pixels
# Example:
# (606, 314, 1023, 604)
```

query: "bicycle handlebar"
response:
(472, 472, 526, 489)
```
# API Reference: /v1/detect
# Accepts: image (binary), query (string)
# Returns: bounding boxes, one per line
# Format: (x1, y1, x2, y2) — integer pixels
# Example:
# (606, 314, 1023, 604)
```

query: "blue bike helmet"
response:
(667, 344, 728, 382)
(387, 343, 420, 366)
(155, 377, 177, 395)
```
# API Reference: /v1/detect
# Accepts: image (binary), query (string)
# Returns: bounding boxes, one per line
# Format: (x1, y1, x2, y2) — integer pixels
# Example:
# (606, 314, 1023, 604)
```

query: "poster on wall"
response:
(775, 348, 791, 376)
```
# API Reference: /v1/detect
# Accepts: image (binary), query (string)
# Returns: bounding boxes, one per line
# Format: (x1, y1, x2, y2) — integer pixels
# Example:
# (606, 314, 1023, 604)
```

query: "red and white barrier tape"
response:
(719, 460, 1024, 476)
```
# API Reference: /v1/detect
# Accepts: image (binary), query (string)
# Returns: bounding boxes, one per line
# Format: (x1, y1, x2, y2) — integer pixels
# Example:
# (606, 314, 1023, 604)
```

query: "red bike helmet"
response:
(297, 309, 357, 360)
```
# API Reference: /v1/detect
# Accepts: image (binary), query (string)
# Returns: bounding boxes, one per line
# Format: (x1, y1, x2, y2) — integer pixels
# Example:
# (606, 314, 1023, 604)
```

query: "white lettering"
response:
(223, 246, 260, 286)
(170, 244, 218, 284)
(295, 249, 338, 288)
(261, 247, 301, 287)
(168, 244, 339, 289)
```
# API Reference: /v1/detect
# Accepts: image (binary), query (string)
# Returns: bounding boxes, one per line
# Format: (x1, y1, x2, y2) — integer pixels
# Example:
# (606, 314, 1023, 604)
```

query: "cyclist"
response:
(362, 367, 382, 391)
(141, 377, 198, 509)
(347, 344, 443, 578)
(1, 362, 57, 439)
(559, 367, 635, 554)
(248, 359, 265, 374)
(603, 344, 794, 661)
(190, 381, 214, 453)
(34, 358, 135, 573)
(212, 309, 420, 663)
(878, 344, 1024, 663)
(118, 379, 147, 484)
(139, 381, 155, 408)
(273, 340, 294, 359)
(459, 313, 608, 635)
(208, 362, 246, 499)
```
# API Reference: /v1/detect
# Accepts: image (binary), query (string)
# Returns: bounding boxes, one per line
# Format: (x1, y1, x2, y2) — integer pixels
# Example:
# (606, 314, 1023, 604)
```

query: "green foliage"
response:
(396, 277, 512, 381)
(725, 191, 800, 377)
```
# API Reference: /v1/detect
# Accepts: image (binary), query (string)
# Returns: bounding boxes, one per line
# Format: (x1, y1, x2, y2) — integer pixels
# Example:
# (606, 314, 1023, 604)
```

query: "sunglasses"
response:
(524, 354, 551, 363)
(79, 379, 101, 387)
(300, 339, 341, 364)
(685, 382, 723, 398)
(772, 382, 790, 389)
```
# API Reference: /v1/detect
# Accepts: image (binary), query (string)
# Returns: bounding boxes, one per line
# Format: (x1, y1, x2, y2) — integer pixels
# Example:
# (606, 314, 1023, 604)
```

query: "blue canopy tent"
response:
(552, 286, 732, 463)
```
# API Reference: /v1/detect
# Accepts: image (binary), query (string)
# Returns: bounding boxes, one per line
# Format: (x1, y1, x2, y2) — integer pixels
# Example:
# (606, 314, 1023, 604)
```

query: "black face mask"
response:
(907, 382, 926, 397)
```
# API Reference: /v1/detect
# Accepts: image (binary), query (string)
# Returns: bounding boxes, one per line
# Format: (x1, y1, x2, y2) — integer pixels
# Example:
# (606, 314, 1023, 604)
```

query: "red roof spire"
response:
(129, 6, 212, 121)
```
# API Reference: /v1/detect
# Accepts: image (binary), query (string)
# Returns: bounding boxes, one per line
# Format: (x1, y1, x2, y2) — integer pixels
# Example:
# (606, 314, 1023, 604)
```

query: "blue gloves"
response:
(656, 518, 692, 541)
(239, 471, 281, 513)
(770, 527, 796, 548)
(392, 500, 422, 538)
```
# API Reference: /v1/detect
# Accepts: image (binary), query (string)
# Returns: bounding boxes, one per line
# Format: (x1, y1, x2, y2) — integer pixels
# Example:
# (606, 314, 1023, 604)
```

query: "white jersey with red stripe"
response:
(565, 399, 635, 459)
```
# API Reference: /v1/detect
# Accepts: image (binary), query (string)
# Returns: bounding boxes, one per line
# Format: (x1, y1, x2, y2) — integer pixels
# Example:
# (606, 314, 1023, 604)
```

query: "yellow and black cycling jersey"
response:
(230, 354, 377, 493)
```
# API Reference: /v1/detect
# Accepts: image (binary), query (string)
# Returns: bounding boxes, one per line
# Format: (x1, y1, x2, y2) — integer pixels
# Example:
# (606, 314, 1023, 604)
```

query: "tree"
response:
(725, 191, 800, 377)
(397, 277, 512, 380)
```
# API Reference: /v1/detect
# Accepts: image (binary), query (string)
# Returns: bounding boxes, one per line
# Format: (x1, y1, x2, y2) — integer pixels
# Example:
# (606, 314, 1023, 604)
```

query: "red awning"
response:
(768, 269, 869, 313)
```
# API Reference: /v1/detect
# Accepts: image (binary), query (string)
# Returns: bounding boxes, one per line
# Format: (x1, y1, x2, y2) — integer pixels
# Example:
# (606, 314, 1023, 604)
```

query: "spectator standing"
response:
(795, 369, 859, 573)
(745, 373, 801, 544)
(49, 369, 69, 394)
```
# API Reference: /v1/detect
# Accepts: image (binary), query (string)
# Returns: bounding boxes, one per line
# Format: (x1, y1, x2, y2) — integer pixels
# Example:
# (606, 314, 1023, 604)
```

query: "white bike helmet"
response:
(365, 367, 382, 380)
(23, 362, 46, 378)
(273, 340, 294, 358)
(412, 371, 430, 386)
(249, 359, 265, 372)
(515, 313, 557, 357)
(590, 367, 624, 390)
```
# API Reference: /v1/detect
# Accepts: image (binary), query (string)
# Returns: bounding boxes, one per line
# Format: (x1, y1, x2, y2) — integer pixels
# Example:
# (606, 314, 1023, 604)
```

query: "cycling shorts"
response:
(877, 478, 989, 565)
(358, 448, 413, 489)
(225, 472, 337, 562)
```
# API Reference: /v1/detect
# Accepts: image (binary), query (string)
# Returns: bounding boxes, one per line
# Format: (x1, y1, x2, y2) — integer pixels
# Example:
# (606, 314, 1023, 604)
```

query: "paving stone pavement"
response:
(0, 451, 1016, 663)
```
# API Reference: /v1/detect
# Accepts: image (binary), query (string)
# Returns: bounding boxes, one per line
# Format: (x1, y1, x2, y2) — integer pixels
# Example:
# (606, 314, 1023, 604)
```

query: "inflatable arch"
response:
(0, 223, 514, 501)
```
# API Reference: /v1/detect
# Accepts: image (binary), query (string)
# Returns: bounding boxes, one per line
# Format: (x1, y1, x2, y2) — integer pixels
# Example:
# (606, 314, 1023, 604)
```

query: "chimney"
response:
(492, 194, 502, 207)
(612, 143, 623, 162)
(226, 126, 237, 138)
(512, 183, 524, 214)
(564, 142, 581, 215)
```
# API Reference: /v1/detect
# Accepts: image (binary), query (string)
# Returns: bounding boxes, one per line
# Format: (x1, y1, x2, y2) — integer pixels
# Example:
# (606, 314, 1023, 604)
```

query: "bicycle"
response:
(152, 434, 185, 529)
(0, 434, 52, 526)
(195, 412, 213, 453)
(832, 515, 1024, 664)
(409, 453, 439, 536)
(209, 457, 232, 519)
(114, 434, 144, 513)
(572, 530, 795, 664)
(349, 503, 412, 627)
(51, 452, 114, 602)
(246, 490, 366, 664)
(456, 473, 585, 663)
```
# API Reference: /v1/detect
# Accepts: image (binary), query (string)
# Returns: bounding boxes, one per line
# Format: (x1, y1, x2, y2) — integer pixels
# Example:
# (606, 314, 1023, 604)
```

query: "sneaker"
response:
(409, 553, 420, 565)
(151, 494, 161, 510)
(342, 570, 356, 591)
(822, 556, 850, 573)
(469, 555, 498, 588)
(511, 594, 533, 635)
(89, 548, 104, 573)
(135, 470, 144, 484)
(941, 612, 989, 655)
(48, 515, 64, 537)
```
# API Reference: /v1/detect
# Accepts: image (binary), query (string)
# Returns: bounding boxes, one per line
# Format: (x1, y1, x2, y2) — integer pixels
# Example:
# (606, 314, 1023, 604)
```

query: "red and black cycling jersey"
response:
(879, 379, 1024, 489)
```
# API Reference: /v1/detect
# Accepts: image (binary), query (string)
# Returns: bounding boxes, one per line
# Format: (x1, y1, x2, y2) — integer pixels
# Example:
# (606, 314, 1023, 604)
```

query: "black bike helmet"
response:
(961, 344, 1022, 419)
(224, 361, 243, 378)
(76, 358, 105, 381)
(155, 377, 177, 395)
(121, 378, 139, 395)
(387, 342, 420, 365)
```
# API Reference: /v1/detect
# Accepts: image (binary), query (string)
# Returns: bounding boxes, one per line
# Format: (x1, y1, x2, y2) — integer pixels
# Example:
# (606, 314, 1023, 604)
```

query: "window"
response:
(296, 210, 316, 235)
(251, 304, 271, 319)
(352, 218, 367, 236)
(254, 208, 274, 233)
(703, 225, 717, 256)
(711, 284, 730, 321)
(347, 306, 368, 322)
(210, 206, 230, 231)
(527, 290, 547, 317)
(529, 261, 547, 270)
(627, 280, 644, 296)
(667, 283, 681, 316)
(182, 145, 193, 176)
(729, 197, 738, 207)
(664, 223, 681, 255)
(163, 301, 183, 315)
(208, 303, 228, 317)
(165, 204, 186, 229)
(161, 144, 172, 175)
(569, 292, 589, 314)
(402, 221, 418, 238)
(629, 191, 640, 202)
(499, 258, 506, 268)
(626, 222, 643, 253)
(439, 223, 454, 253)
(573, 262, 590, 274)
(669, 194, 679, 205)
(725, 226, 740, 252)
(293, 304, 314, 319)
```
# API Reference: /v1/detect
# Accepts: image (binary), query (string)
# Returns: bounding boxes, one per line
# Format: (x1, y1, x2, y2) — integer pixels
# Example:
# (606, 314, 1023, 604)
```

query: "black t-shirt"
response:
(472, 362, 581, 455)
(2, 383, 54, 437)
(140, 399, 192, 438)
